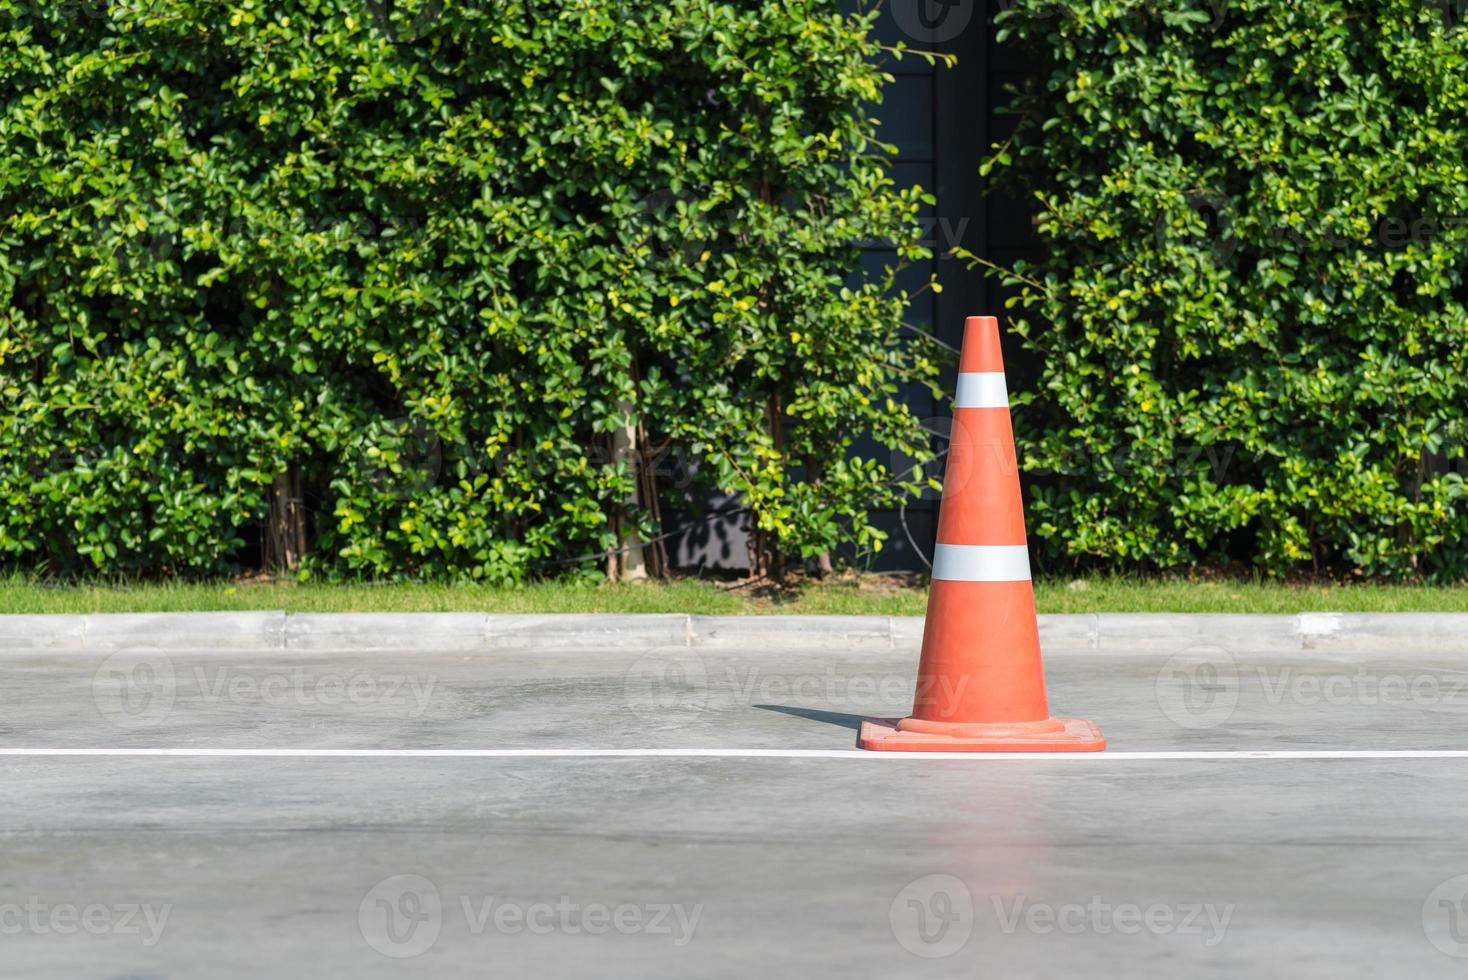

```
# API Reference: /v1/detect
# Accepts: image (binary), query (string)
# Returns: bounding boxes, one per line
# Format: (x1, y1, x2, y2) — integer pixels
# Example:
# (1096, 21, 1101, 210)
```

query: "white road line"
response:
(0, 748, 1465, 760)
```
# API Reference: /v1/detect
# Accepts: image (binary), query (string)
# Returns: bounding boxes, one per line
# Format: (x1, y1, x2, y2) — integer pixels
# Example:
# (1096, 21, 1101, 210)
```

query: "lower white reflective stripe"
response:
(954, 372, 1009, 409)
(931, 543, 1031, 582)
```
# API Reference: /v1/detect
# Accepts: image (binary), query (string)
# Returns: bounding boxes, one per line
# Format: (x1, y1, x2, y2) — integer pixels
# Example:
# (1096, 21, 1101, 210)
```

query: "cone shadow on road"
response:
(753, 705, 866, 732)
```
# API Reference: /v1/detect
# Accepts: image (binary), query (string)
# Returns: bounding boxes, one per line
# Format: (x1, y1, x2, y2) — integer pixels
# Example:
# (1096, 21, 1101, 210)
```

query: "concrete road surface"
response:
(3, 639, 1468, 977)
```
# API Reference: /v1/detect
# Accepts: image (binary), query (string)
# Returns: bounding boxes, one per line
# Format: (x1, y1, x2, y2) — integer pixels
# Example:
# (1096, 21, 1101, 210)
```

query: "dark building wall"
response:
(670, 1, 1039, 574)
(857, 0, 989, 573)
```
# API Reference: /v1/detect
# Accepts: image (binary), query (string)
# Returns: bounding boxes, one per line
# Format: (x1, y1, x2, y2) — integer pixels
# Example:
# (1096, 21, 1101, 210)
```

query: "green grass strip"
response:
(2, 574, 1466, 616)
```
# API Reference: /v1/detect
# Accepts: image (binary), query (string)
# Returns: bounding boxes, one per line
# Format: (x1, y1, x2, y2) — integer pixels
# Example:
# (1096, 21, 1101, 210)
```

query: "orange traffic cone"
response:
(860, 316, 1104, 752)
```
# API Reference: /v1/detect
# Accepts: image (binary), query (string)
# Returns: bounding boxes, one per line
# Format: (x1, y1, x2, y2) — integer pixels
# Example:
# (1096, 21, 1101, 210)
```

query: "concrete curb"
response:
(0, 612, 1465, 653)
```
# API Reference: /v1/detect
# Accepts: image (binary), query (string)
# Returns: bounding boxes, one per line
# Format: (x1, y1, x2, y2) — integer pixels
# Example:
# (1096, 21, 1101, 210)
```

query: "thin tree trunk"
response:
(764, 392, 785, 582)
(608, 401, 647, 582)
(636, 419, 669, 578)
(805, 454, 832, 578)
(265, 467, 307, 574)
(747, 523, 766, 580)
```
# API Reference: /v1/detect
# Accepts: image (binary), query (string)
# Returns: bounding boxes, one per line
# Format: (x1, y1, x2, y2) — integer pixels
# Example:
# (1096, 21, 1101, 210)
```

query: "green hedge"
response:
(986, 0, 1468, 579)
(0, 0, 938, 580)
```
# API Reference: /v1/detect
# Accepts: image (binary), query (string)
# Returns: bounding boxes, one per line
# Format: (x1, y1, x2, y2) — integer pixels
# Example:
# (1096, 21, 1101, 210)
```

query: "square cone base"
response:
(858, 717, 1105, 753)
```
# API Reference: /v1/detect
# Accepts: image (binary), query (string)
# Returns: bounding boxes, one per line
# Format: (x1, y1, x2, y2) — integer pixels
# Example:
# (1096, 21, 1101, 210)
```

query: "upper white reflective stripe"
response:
(930, 543, 1031, 582)
(953, 372, 1009, 409)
